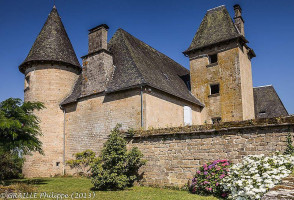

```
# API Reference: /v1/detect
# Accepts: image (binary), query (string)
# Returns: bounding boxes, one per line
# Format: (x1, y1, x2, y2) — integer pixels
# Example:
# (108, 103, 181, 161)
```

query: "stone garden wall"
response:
(126, 116, 294, 186)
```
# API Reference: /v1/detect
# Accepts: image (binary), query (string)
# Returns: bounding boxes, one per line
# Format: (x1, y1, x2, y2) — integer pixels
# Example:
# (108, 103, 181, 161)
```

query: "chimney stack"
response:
(233, 4, 245, 36)
(88, 24, 109, 53)
(81, 24, 113, 97)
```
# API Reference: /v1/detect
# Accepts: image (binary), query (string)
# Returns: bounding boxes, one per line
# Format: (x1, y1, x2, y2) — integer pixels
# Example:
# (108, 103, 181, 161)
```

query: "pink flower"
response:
(220, 174, 225, 179)
(221, 193, 227, 197)
(197, 170, 201, 174)
(216, 182, 219, 186)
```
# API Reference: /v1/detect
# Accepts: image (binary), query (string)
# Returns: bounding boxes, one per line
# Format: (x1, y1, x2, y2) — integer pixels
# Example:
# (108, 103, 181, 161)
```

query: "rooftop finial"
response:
(53, 0, 56, 8)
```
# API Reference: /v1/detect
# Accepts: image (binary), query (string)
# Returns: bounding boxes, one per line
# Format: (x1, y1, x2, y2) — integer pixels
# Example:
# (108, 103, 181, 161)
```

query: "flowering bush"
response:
(189, 159, 231, 197)
(221, 154, 294, 200)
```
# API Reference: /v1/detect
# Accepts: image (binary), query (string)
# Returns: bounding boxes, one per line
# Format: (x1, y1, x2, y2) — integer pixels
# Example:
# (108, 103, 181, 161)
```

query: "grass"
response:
(3, 177, 218, 200)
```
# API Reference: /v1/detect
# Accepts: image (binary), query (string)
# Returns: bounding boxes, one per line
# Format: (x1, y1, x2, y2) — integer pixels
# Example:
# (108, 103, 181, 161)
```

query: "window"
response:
(184, 106, 192, 126)
(210, 84, 220, 95)
(24, 75, 30, 91)
(212, 117, 221, 124)
(259, 111, 266, 114)
(56, 162, 60, 167)
(209, 54, 218, 64)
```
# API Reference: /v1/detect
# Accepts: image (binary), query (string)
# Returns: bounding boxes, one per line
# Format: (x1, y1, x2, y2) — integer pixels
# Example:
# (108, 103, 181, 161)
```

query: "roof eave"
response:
(19, 60, 82, 74)
(183, 35, 247, 56)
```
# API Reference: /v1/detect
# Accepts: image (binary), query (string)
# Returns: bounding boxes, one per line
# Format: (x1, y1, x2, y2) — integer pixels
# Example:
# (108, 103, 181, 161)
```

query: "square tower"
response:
(184, 5, 256, 123)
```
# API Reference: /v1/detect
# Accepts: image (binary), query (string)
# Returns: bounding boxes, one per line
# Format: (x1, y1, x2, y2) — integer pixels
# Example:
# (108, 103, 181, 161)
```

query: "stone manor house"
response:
(19, 5, 288, 177)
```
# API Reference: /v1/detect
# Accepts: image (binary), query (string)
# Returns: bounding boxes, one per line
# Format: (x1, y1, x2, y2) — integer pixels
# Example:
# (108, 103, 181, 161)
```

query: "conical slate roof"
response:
(19, 6, 81, 73)
(184, 5, 242, 53)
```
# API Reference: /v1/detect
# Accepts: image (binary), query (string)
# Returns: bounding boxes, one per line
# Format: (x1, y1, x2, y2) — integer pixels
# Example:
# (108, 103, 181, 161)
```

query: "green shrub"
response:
(66, 149, 98, 176)
(0, 150, 24, 181)
(91, 124, 146, 190)
(189, 159, 231, 198)
(284, 133, 294, 155)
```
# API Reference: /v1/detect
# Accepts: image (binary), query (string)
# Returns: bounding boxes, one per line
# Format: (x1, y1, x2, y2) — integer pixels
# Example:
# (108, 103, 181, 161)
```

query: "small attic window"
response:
(210, 84, 220, 95)
(209, 54, 218, 64)
(259, 111, 266, 114)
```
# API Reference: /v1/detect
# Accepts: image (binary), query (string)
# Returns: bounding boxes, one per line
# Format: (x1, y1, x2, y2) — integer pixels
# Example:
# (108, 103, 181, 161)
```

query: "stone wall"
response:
(127, 117, 294, 186)
(144, 87, 202, 129)
(64, 88, 142, 168)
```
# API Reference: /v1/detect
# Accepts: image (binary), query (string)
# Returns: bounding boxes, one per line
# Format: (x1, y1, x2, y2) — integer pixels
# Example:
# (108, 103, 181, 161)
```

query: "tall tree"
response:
(0, 98, 44, 155)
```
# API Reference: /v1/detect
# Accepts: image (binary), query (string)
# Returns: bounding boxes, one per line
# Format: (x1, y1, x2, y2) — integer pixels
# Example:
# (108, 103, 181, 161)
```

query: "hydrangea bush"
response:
(189, 159, 231, 197)
(221, 153, 294, 200)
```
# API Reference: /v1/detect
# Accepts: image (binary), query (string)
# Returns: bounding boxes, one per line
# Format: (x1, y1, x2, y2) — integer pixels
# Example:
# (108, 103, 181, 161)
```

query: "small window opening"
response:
(209, 54, 218, 64)
(212, 117, 221, 124)
(56, 162, 60, 167)
(210, 84, 220, 95)
(259, 111, 266, 114)
(25, 76, 30, 89)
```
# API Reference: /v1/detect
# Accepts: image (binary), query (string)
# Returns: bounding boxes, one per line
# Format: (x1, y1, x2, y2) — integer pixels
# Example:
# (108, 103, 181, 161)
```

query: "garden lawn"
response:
(5, 177, 218, 200)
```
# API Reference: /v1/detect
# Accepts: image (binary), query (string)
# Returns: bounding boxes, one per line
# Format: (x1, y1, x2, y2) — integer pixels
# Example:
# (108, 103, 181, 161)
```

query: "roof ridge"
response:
(253, 85, 273, 88)
(207, 5, 225, 12)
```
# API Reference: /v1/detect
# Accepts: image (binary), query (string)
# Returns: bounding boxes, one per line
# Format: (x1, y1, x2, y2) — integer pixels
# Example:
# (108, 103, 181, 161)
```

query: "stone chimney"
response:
(233, 4, 245, 36)
(81, 24, 113, 97)
(88, 24, 109, 53)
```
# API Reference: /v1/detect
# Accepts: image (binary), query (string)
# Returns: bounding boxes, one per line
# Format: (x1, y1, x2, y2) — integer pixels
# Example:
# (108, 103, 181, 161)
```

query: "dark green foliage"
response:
(66, 149, 99, 176)
(0, 98, 44, 154)
(0, 98, 44, 181)
(0, 150, 24, 181)
(284, 132, 294, 155)
(91, 124, 146, 190)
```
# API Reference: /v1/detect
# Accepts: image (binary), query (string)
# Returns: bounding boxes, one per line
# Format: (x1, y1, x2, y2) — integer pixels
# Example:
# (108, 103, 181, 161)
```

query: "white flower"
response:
(221, 154, 294, 200)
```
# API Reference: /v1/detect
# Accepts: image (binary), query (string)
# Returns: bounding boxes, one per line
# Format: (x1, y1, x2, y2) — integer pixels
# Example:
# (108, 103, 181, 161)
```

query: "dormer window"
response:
(209, 54, 218, 64)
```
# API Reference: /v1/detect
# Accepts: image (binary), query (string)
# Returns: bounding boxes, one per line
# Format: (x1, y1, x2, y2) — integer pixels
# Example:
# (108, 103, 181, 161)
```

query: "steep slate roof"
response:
(61, 29, 203, 106)
(19, 6, 81, 73)
(184, 5, 242, 53)
(254, 85, 288, 118)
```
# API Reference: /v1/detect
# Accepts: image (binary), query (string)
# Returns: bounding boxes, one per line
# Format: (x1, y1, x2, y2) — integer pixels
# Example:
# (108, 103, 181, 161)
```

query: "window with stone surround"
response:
(210, 83, 220, 95)
(209, 54, 218, 64)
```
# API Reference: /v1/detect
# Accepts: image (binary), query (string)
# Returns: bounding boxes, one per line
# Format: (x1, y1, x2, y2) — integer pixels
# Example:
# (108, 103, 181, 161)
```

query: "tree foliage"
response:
(0, 98, 44, 155)
(91, 124, 146, 190)
(0, 150, 24, 180)
(0, 98, 44, 181)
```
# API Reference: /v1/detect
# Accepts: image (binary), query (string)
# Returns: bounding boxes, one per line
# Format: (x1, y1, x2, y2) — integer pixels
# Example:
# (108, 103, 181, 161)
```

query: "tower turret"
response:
(19, 6, 81, 177)
(184, 5, 256, 124)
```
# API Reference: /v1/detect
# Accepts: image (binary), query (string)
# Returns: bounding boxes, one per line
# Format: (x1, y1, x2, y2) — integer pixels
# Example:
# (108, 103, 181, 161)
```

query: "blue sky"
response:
(0, 0, 293, 114)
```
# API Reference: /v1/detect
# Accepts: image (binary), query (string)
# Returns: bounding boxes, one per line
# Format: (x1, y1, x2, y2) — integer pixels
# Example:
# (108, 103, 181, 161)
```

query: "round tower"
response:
(19, 6, 81, 177)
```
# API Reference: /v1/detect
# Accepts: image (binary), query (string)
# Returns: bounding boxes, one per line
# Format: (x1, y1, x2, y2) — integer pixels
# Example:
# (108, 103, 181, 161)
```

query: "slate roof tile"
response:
(19, 6, 81, 73)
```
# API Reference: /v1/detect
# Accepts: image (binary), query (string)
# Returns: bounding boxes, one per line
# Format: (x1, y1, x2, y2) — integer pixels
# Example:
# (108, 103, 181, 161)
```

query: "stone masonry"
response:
(127, 117, 294, 186)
